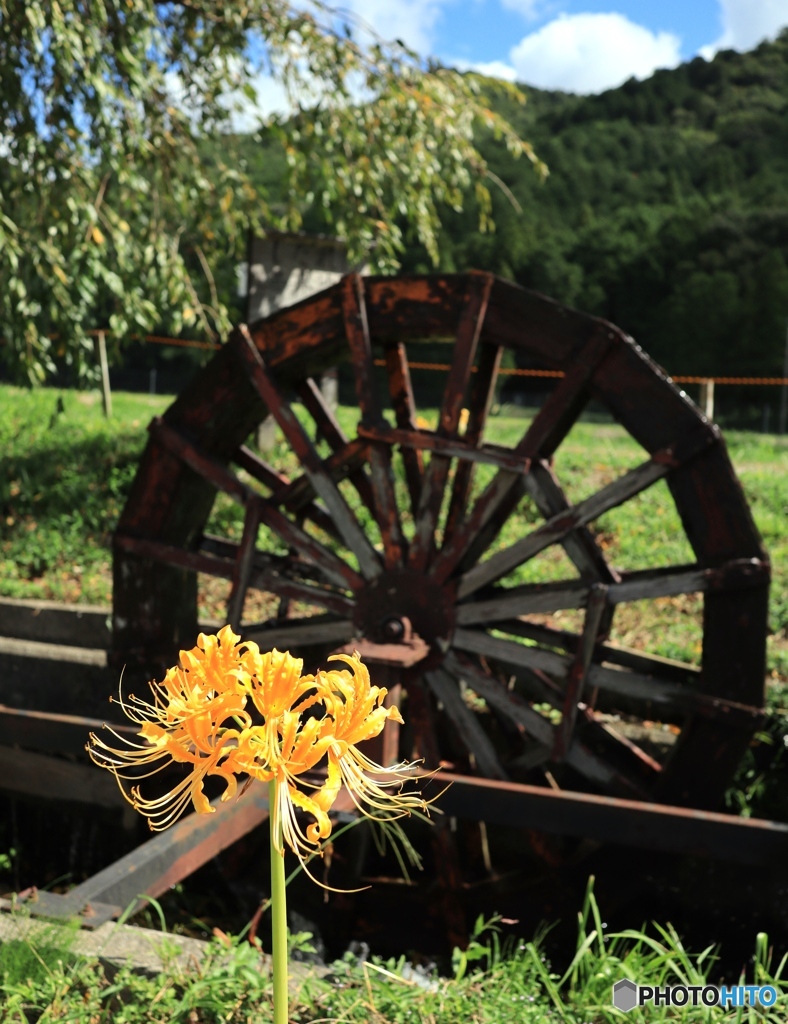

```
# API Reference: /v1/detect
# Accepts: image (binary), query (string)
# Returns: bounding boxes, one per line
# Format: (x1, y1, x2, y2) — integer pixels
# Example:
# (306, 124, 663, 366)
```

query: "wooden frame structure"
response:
(112, 271, 769, 813)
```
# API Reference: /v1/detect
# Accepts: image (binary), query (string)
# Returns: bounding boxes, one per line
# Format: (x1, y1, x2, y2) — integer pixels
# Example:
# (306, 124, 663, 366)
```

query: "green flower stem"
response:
(269, 780, 288, 1024)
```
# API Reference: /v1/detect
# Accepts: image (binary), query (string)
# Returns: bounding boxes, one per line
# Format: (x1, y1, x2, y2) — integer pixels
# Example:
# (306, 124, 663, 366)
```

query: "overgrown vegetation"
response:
(2, 883, 787, 1022)
(396, 32, 788, 397)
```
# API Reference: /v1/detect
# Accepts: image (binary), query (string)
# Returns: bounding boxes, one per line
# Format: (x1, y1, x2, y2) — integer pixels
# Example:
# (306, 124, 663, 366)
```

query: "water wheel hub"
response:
(353, 569, 455, 665)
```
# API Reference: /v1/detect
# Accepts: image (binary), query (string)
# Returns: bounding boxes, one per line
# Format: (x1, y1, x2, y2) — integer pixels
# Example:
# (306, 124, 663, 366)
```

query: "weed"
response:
(2, 881, 786, 1022)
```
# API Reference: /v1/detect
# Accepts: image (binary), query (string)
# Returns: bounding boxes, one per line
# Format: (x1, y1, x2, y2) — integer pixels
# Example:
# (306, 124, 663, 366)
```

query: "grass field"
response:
(3, 884, 788, 1023)
(1, 384, 786, 682)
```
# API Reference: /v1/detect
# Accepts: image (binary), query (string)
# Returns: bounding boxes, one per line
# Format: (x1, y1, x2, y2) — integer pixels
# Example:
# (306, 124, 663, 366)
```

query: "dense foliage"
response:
(0, 0, 538, 383)
(402, 32, 788, 379)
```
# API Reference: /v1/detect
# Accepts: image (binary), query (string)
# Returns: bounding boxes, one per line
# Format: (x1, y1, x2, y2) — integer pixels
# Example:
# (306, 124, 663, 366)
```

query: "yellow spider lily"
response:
(87, 625, 429, 865)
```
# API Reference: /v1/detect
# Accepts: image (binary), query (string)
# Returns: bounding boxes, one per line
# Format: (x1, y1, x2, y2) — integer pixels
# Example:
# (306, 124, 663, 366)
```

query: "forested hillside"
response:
(395, 33, 788, 382)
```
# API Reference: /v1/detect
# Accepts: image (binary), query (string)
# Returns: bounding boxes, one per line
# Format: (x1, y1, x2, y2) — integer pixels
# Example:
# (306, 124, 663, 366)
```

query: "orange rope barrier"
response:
(16, 328, 787, 383)
(671, 375, 788, 386)
(145, 334, 220, 351)
(371, 359, 788, 385)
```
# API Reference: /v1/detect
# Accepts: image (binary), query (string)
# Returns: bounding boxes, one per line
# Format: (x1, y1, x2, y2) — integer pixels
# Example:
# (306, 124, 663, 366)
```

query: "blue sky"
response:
(346, 0, 788, 94)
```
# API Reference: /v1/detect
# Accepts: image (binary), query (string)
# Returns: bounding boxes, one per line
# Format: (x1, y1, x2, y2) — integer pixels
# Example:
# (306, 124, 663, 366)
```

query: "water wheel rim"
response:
(113, 272, 770, 812)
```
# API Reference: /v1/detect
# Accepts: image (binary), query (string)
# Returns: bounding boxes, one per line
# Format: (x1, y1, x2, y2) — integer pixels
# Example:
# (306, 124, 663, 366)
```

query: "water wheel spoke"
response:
(233, 444, 342, 543)
(458, 426, 717, 599)
(243, 614, 355, 649)
(442, 651, 555, 749)
(430, 327, 613, 585)
(367, 445, 406, 569)
(409, 273, 494, 571)
(270, 439, 368, 513)
(226, 501, 262, 630)
(114, 528, 354, 618)
(237, 326, 382, 579)
(296, 377, 378, 518)
(579, 710, 663, 778)
(255, 500, 363, 592)
(341, 275, 407, 568)
(457, 624, 761, 728)
(443, 343, 503, 543)
(114, 532, 239, 581)
(296, 376, 348, 450)
(342, 274, 380, 423)
(356, 425, 529, 471)
(150, 417, 251, 506)
(424, 667, 509, 780)
(454, 626, 570, 678)
(233, 444, 289, 491)
(200, 535, 355, 617)
(456, 559, 764, 626)
(525, 461, 618, 585)
(492, 617, 701, 685)
(443, 652, 643, 795)
(457, 579, 588, 625)
(552, 583, 609, 761)
(384, 341, 424, 514)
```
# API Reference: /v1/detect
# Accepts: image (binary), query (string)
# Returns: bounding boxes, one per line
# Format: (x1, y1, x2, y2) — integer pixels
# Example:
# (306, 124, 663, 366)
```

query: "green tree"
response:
(0, 0, 543, 382)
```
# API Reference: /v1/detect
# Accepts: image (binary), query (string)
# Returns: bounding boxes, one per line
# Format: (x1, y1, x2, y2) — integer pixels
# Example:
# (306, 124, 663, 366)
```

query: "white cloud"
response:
(508, 12, 682, 94)
(339, 0, 447, 55)
(700, 0, 788, 58)
(499, 0, 541, 20)
(469, 59, 519, 81)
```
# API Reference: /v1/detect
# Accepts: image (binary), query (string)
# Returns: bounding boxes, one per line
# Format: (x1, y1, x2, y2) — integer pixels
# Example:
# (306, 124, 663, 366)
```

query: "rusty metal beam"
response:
(60, 782, 270, 919)
(0, 746, 128, 809)
(0, 705, 135, 757)
(429, 772, 788, 866)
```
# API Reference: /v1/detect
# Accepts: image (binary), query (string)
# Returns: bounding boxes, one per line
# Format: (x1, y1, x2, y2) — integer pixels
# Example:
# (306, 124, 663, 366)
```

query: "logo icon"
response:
(612, 979, 638, 1013)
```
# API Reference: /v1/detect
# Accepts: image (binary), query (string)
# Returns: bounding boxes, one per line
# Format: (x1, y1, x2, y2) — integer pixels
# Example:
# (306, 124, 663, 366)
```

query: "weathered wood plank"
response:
(429, 327, 613, 585)
(0, 597, 111, 650)
(456, 558, 770, 625)
(409, 273, 493, 571)
(0, 705, 136, 757)
(150, 417, 250, 505)
(357, 424, 530, 472)
(458, 426, 717, 598)
(384, 341, 424, 514)
(444, 343, 503, 542)
(243, 616, 355, 649)
(226, 501, 262, 630)
(237, 327, 382, 579)
(424, 667, 509, 780)
(552, 584, 608, 761)
(443, 654, 642, 794)
(296, 377, 379, 518)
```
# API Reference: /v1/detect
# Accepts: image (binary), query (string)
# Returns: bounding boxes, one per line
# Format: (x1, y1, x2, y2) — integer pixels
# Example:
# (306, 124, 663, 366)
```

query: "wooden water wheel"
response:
(113, 272, 769, 813)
